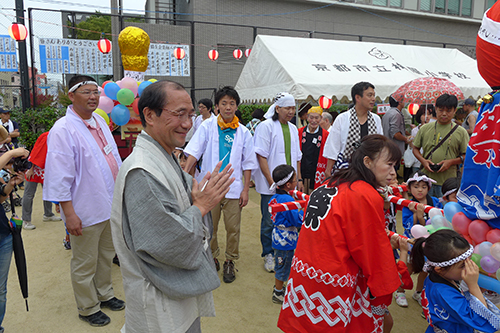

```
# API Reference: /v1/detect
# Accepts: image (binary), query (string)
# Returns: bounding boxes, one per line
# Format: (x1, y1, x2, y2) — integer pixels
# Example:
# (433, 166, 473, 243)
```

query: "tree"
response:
(29, 92, 56, 109)
(71, 13, 112, 41)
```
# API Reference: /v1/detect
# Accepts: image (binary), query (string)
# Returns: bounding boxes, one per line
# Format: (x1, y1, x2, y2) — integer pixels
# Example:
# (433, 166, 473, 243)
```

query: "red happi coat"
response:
(278, 181, 401, 333)
(298, 126, 329, 189)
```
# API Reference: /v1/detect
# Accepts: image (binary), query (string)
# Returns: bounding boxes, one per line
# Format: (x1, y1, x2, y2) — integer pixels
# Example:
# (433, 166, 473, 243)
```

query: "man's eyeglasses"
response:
(75, 90, 101, 97)
(163, 108, 195, 122)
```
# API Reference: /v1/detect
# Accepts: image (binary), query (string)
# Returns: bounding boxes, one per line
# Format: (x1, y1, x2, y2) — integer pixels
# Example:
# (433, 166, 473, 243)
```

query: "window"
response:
(419, 0, 473, 16)
(486, 0, 497, 9)
(420, 0, 432, 11)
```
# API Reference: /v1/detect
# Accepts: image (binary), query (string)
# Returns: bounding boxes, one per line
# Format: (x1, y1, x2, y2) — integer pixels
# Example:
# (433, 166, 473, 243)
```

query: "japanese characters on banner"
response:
(377, 103, 390, 115)
(0, 35, 18, 72)
(38, 38, 190, 77)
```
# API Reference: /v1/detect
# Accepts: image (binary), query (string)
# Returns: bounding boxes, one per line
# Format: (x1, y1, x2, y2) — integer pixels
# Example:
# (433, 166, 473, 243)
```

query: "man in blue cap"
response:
(461, 98, 478, 136)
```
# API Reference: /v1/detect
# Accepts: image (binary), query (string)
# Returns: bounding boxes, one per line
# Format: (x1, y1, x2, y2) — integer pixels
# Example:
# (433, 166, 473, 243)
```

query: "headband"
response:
(442, 188, 457, 198)
(407, 173, 437, 188)
(423, 244, 473, 272)
(308, 106, 323, 115)
(269, 170, 294, 191)
(68, 81, 99, 93)
(264, 92, 295, 119)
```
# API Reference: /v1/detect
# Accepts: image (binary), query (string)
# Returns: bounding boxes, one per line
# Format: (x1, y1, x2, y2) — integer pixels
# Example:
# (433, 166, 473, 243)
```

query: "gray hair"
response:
(322, 112, 333, 125)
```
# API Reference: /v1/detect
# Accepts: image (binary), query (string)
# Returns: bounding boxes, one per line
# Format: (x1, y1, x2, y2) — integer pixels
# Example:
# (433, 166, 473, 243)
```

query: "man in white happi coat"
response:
(44, 75, 124, 327)
(111, 80, 234, 333)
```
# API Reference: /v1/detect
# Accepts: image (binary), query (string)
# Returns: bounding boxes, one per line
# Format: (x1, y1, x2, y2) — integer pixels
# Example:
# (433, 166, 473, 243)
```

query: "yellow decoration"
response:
(148, 79, 158, 83)
(483, 94, 493, 104)
(477, 98, 483, 106)
(118, 27, 150, 72)
(308, 106, 323, 115)
(94, 108, 110, 125)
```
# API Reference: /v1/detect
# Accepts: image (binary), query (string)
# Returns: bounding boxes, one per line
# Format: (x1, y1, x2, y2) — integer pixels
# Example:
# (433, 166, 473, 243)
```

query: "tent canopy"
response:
(235, 35, 490, 103)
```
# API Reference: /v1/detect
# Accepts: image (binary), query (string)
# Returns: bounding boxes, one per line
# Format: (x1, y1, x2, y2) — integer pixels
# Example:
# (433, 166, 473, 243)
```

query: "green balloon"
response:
(471, 253, 482, 268)
(116, 88, 135, 106)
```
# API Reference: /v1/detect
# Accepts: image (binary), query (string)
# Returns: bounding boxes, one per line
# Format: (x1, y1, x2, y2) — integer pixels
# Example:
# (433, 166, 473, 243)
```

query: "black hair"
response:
(435, 94, 458, 110)
(272, 164, 296, 188)
(198, 98, 213, 113)
(68, 75, 96, 90)
(389, 96, 400, 108)
(298, 103, 311, 117)
(351, 81, 375, 103)
(138, 80, 186, 127)
(442, 177, 461, 198)
(411, 229, 470, 274)
(214, 86, 240, 106)
(251, 108, 265, 120)
(415, 104, 435, 124)
(272, 110, 280, 121)
(328, 134, 401, 189)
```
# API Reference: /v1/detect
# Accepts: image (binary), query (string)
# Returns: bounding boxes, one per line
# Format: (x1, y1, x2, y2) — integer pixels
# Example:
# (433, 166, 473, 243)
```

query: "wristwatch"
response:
(298, 179, 303, 182)
(0, 184, 7, 197)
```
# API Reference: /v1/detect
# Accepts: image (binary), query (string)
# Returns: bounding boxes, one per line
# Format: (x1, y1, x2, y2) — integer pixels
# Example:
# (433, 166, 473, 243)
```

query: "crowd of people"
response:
(0, 66, 495, 333)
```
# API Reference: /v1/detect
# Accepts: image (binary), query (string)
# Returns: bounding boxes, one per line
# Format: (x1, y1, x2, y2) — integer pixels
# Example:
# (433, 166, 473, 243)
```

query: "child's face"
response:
(388, 173, 398, 187)
(179, 157, 187, 169)
(284, 174, 297, 191)
(217, 96, 238, 123)
(437, 258, 468, 282)
(445, 191, 458, 203)
(410, 181, 429, 201)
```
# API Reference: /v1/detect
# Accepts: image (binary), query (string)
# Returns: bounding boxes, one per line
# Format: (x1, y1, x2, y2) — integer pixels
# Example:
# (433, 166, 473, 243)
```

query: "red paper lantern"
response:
(233, 49, 243, 60)
(174, 47, 186, 60)
(97, 38, 112, 54)
(408, 103, 420, 115)
(244, 49, 251, 58)
(318, 96, 332, 109)
(8, 23, 27, 41)
(208, 49, 219, 61)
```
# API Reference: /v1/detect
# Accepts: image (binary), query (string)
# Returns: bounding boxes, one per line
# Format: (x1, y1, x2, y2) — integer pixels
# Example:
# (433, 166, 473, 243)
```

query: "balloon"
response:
(497, 268, 500, 282)
(429, 208, 443, 219)
(102, 80, 113, 89)
(425, 225, 436, 234)
(487, 229, 500, 244)
(444, 202, 464, 222)
(464, 234, 475, 245)
(116, 88, 135, 106)
(93, 108, 110, 126)
(431, 215, 451, 230)
(116, 80, 123, 88)
(98, 96, 114, 114)
(98, 86, 104, 94)
(478, 274, 500, 294)
(477, 241, 493, 257)
(469, 220, 491, 244)
(471, 253, 482, 268)
(481, 255, 500, 274)
(110, 105, 131, 126)
(121, 77, 139, 96)
(411, 225, 430, 238)
(426, 218, 432, 225)
(138, 81, 152, 96)
(104, 82, 120, 100)
(491, 243, 500, 261)
(148, 78, 157, 83)
(452, 212, 472, 236)
(132, 98, 139, 115)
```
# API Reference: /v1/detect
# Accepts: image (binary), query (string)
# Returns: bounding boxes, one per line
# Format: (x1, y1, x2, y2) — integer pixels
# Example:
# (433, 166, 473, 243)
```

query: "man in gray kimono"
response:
(110, 80, 234, 333)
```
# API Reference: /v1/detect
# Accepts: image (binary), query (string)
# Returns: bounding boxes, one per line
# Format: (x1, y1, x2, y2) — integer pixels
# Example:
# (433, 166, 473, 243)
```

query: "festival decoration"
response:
(118, 26, 150, 80)
(97, 96, 114, 114)
(208, 49, 219, 61)
(174, 47, 186, 60)
(245, 49, 251, 58)
(477, 242, 493, 257)
(116, 88, 135, 106)
(132, 98, 139, 115)
(120, 77, 139, 96)
(138, 81, 153, 96)
(103, 82, 121, 101)
(444, 201, 464, 222)
(491, 243, 500, 261)
(481, 255, 500, 274)
(233, 49, 243, 59)
(408, 103, 420, 115)
(94, 108, 110, 126)
(97, 35, 112, 54)
(487, 229, 500, 244)
(411, 225, 430, 238)
(318, 96, 333, 109)
(8, 23, 27, 41)
(110, 105, 131, 126)
(469, 220, 491, 244)
(451, 212, 472, 236)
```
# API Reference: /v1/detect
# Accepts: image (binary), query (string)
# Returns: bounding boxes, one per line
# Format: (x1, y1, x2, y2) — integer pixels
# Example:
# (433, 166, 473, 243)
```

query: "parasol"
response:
(391, 77, 465, 104)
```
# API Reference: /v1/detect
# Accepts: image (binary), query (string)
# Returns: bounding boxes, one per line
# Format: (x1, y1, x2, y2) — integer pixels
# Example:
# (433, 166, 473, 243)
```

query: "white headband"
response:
(69, 81, 99, 93)
(407, 173, 437, 188)
(264, 92, 295, 119)
(269, 170, 294, 191)
(423, 244, 474, 272)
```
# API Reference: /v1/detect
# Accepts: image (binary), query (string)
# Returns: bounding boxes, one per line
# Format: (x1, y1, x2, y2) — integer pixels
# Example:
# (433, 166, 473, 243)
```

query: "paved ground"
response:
(3, 185, 428, 332)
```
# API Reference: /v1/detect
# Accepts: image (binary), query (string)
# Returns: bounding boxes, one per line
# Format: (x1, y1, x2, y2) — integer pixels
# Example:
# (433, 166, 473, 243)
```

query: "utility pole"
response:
(110, 0, 122, 81)
(15, 0, 31, 111)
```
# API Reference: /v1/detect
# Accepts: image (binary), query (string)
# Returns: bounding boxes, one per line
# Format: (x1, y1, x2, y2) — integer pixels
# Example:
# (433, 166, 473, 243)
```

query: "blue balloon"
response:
(444, 201, 464, 222)
(138, 81, 153, 97)
(110, 104, 130, 126)
(104, 82, 120, 100)
(478, 273, 500, 294)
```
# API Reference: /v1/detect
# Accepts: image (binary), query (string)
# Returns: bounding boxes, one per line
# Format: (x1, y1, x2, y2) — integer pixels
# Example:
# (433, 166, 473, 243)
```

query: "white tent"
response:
(235, 35, 490, 103)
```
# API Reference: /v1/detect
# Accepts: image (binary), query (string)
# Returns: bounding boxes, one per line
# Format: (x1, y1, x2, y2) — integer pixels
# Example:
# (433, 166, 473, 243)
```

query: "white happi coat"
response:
(323, 111, 383, 161)
(253, 119, 302, 195)
(184, 117, 258, 199)
(43, 106, 122, 228)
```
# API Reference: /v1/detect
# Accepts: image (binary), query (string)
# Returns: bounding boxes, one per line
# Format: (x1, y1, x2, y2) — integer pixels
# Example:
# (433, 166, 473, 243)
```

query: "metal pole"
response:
(15, 0, 31, 111)
(28, 8, 36, 108)
(110, 0, 121, 80)
(190, 21, 195, 101)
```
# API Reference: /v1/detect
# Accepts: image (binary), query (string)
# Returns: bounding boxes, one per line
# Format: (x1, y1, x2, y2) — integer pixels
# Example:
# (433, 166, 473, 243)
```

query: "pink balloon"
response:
(116, 80, 123, 88)
(98, 96, 114, 114)
(491, 243, 500, 262)
(452, 212, 471, 236)
(481, 255, 500, 274)
(469, 220, 491, 244)
(121, 77, 138, 96)
(487, 229, 500, 244)
(411, 225, 430, 239)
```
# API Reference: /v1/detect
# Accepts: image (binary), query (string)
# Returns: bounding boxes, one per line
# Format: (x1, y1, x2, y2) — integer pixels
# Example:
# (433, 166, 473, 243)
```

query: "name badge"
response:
(312, 138, 318, 144)
(103, 144, 113, 155)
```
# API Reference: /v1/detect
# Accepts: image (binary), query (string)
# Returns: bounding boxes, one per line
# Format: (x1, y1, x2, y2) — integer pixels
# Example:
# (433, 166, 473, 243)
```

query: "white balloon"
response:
(429, 208, 444, 219)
